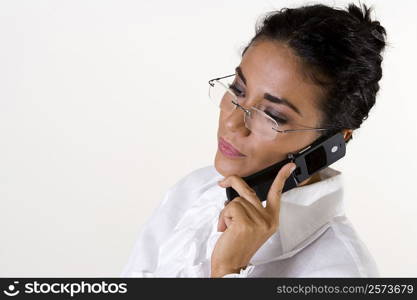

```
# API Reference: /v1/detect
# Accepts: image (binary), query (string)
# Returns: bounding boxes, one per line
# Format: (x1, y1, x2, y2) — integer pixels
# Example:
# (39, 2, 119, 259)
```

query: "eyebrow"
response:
(235, 66, 303, 117)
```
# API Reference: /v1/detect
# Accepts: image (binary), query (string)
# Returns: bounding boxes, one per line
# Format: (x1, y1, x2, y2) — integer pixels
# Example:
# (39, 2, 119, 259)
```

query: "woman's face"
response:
(215, 40, 327, 178)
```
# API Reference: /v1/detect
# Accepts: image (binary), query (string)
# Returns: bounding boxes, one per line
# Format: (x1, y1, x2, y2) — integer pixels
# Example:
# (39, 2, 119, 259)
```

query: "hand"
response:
(210, 162, 297, 277)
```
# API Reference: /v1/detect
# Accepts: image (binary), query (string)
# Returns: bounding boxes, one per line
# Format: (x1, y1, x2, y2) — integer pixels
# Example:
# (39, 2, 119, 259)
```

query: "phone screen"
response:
(305, 146, 327, 174)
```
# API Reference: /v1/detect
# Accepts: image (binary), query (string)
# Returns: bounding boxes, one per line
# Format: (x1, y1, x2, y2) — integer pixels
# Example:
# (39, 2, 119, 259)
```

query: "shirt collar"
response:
(211, 166, 345, 265)
(277, 167, 345, 254)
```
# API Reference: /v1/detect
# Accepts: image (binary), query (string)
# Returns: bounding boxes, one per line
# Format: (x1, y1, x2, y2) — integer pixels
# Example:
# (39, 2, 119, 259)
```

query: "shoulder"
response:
(327, 215, 380, 276)
(250, 215, 379, 277)
(292, 215, 379, 277)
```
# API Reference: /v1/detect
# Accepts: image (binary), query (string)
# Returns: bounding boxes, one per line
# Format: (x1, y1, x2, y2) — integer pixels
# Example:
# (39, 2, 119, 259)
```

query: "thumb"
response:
(217, 210, 227, 232)
(266, 162, 297, 214)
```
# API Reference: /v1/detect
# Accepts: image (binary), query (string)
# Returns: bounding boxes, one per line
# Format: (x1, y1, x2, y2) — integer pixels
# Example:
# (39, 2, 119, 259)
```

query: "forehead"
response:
(240, 40, 324, 121)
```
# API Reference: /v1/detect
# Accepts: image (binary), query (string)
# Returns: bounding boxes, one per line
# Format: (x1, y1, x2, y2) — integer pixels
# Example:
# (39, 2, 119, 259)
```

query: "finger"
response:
(218, 175, 264, 211)
(232, 196, 265, 226)
(217, 199, 251, 232)
(265, 162, 297, 216)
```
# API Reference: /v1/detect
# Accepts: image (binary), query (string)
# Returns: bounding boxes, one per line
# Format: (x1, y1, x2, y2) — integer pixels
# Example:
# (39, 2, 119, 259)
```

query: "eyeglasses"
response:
(208, 73, 335, 140)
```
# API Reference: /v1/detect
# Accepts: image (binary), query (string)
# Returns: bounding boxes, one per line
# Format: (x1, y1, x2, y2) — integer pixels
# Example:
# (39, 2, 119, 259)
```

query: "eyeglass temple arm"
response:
(275, 127, 336, 133)
(208, 74, 235, 85)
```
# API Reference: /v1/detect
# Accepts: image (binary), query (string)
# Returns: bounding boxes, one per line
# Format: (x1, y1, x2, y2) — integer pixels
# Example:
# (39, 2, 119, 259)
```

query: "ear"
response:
(342, 129, 353, 142)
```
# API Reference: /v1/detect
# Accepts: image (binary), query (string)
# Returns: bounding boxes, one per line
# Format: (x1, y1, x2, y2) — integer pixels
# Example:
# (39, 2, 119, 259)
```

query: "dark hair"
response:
(241, 2, 387, 144)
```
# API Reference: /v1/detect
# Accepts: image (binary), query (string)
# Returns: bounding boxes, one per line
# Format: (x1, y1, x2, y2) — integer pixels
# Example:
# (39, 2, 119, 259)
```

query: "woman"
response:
(121, 2, 387, 277)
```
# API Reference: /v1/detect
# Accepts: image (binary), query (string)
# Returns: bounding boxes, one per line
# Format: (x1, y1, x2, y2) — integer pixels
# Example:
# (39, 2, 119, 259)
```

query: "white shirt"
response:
(120, 165, 379, 277)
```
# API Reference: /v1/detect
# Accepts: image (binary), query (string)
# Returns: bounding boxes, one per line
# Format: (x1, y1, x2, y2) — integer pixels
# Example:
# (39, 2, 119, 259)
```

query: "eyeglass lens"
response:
(209, 77, 293, 140)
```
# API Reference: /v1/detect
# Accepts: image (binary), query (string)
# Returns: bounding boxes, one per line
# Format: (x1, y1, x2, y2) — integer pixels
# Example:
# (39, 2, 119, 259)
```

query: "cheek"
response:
(252, 138, 290, 163)
(217, 110, 230, 134)
(243, 136, 276, 161)
(219, 109, 227, 122)
(217, 110, 224, 126)
(253, 141, 277, 158)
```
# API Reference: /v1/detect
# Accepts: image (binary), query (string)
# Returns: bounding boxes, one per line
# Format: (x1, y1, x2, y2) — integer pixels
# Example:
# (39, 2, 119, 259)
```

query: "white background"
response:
(1, 0, 416, 277)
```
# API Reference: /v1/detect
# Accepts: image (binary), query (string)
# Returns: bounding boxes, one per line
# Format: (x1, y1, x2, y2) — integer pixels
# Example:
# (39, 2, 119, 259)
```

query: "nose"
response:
(223, 103, 250, 134)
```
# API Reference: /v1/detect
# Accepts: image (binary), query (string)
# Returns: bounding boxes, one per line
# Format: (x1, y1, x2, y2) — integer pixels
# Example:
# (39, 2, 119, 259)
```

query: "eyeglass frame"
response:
(208, 73, 337, 135)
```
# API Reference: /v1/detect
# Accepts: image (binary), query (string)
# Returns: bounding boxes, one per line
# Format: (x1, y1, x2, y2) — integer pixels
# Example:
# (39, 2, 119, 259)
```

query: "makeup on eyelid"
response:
(228, 82, 290, 125)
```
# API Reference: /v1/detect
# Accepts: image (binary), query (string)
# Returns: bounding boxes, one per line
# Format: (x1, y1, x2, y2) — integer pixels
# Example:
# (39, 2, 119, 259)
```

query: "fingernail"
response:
(290, 165, 297, 173)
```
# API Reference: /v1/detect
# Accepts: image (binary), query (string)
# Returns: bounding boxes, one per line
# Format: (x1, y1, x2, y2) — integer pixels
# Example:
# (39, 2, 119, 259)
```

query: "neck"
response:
(297, 172, 322, 187)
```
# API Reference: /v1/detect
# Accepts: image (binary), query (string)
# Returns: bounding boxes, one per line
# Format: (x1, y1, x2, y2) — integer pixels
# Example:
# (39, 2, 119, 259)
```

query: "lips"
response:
(218, 137, 246, 157)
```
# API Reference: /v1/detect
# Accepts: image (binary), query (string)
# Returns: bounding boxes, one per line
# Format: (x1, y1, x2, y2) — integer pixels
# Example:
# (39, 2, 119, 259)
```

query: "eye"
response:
(264, 109, 288, 125)
(227, 83, 289, 125)
(228, 83, 245, 97)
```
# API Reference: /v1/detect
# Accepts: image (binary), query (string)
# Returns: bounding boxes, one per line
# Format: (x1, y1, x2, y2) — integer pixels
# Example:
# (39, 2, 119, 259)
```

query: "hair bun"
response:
(347, 3, 387, 52)
(371, 28, 385, 42)
(347, 3, 373, 24)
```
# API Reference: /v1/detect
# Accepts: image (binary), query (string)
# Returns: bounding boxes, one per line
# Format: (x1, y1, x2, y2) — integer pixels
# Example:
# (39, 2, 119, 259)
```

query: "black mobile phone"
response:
(225, 131, 346, 202)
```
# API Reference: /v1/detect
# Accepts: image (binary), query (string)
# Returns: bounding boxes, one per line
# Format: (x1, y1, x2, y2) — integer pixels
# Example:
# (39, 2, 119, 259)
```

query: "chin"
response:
(214, 150, 248, 177)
